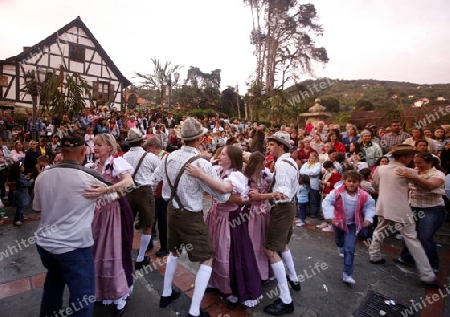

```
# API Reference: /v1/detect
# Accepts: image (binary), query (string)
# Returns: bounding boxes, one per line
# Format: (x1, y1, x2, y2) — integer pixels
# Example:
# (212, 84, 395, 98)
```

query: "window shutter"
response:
(93, 82, 99, 100)
(109, 84, 115, 101)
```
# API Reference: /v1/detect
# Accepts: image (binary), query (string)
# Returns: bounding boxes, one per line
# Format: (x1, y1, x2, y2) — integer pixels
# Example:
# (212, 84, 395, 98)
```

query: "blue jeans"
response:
(297, 202, 308, 221)
(14, 206, 25, 222)
(309, 189, 320, 217)
(37, 245, 95, 317)
(400, 206, 446, 270)
(334, 223, 357, 276)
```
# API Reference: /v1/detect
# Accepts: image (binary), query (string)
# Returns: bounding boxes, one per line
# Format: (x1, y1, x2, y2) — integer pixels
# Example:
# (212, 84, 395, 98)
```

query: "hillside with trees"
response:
(289, 78, 450, 113)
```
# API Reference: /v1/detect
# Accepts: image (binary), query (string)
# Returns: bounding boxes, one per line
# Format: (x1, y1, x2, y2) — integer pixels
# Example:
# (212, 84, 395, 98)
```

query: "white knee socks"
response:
(282, 250, 299, 282)
(188, 264, 212, 316)
(271, 261, 292, 304)
(163, 254, 179, 296)
(137, 234, 151, 262)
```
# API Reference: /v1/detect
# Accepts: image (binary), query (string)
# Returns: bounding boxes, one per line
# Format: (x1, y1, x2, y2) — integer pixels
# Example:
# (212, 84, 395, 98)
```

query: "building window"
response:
(69, 45, 85, 63)
(93, 82, 115, 102)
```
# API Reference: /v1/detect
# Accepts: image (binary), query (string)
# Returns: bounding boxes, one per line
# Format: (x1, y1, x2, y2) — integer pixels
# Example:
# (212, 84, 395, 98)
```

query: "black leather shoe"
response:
(369, 258, 386, 265)
(263, 298, 294, 316)
(394, 257, 416, 268)
(422, 280, 441, 288)
(227, 300, 238, 309)
(135, 256, 150, 270)
(156, 249, 170, 257)
(287, 275, 301, 291)
(159, 289, 181, 308)
(187, 308, 211, 317)
(114, 305, 126, 317)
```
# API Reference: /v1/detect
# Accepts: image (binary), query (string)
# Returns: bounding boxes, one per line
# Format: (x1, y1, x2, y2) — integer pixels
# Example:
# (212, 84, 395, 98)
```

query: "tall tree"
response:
(244, 0, 329, 97)
(135, 57, 183, 104)
(184, 67, 221, 109)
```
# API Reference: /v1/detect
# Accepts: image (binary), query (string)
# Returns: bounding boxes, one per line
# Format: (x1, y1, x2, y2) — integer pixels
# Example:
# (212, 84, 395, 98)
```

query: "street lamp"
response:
(166, 72, 180, 110)
(24, 70, 41, 141)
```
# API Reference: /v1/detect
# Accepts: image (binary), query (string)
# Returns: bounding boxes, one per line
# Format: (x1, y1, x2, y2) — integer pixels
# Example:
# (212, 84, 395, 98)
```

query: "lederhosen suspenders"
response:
(164, 154, 200, 211)
(131, 152, 148, 187)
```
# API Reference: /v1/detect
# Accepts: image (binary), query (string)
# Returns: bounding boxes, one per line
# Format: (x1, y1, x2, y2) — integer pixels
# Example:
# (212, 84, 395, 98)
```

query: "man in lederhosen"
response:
(123, 128, 162, 269)
(150, 117, 239, 317)
(249, 131, 300, 316)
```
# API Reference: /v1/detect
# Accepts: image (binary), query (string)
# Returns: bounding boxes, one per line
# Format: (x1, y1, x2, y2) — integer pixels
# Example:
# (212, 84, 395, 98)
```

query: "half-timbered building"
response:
(0, 16, 131, 113)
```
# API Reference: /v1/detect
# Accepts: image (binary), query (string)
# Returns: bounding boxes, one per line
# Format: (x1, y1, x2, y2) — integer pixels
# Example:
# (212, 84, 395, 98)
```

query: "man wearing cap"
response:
(34, 132, 119, 317)
(123, 128, 162, 269)
(249, 131, 300, 316)
(150, 117, 236, 317)
(144, 136, 170, 257)
(368, 144, 440, 287)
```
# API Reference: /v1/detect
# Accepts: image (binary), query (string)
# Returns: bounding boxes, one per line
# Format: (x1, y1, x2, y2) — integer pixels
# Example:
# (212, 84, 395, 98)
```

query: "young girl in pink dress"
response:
(85, 133, 135, 315)
(243, 151, 273, 282)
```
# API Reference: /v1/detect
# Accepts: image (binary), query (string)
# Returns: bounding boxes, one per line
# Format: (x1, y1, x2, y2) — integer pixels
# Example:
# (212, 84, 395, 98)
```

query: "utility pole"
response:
(236, 84, 241, 119)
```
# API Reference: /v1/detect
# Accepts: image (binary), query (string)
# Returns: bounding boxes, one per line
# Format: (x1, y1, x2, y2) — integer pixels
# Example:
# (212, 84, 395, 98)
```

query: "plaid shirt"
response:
(150, 146, 230, 211)
(409, 167, 445, 207)
(381, 131, 411, 154)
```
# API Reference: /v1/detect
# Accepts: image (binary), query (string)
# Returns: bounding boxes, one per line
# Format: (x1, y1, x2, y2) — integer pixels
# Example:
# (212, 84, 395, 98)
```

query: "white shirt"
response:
(33, 162, 118, 254)
(272, 153, 299, 203)
(123, 147, 161, 186)
(151, 146, 230, 211)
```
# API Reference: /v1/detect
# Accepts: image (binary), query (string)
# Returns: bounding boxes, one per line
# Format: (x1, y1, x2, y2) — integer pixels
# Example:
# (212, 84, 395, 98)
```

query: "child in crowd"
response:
(9, 161, 34, 227)
(322, 170, 375, 285)
(36, 155, 50, 176)
(296, 174, 310, 227)
(359, 168, 378, 200)
(85, 126, 95, 162)
(317, 161, 342, 232)
(358, 168, 379, 240)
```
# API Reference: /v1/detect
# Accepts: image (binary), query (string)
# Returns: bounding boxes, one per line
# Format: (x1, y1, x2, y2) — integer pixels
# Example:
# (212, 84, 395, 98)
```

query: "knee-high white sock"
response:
(282, 250, 299, 282)
(271, 261, 292, 304)
(188, 264, 212, 316)
(137, 234, 151, 262)
(163, 254, 179, 296)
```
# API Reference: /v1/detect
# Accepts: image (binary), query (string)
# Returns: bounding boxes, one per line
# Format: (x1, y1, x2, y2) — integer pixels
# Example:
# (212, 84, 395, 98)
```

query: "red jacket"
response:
(322, 172, 341, 195)
(333, 185, 369, 233)
(332, 142, 346, 153)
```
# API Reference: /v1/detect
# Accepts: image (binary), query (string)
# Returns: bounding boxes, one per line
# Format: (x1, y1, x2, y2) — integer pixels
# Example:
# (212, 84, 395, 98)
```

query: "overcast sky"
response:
(1, 0, 449, 91)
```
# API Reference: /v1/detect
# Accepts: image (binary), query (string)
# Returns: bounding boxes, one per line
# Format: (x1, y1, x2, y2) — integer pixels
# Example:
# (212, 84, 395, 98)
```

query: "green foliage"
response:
(12, 111, 28, 126)
(287, 79, 450, 113)
(21, 70, 92, 118)
(355, 99, 374, 111)
(185, 108, 217, 120)
(322, 97, 340, 112)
